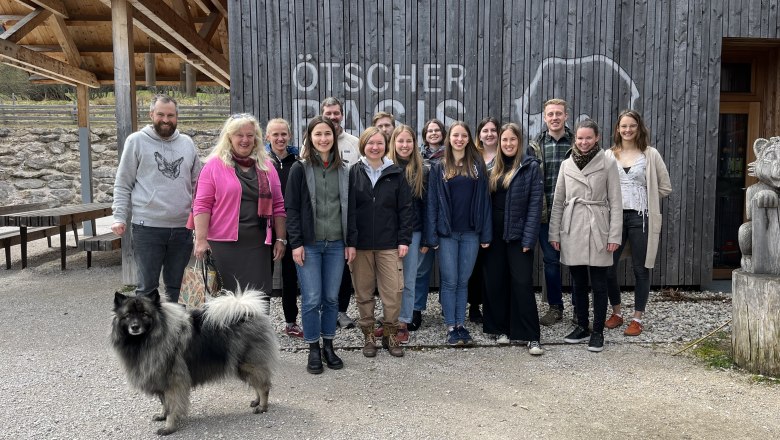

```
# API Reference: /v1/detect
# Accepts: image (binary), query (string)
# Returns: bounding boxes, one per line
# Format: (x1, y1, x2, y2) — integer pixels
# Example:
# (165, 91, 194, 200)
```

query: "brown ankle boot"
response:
(360, 325, 378, 358)
(383, 324, 404, 357)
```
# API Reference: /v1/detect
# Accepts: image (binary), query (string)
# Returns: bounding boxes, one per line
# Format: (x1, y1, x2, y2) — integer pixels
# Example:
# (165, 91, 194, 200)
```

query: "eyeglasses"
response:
(230, 113, 254, 120)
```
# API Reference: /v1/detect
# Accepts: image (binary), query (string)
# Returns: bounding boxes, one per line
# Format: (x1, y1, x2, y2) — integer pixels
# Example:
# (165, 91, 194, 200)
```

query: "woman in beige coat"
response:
(549, 119, 622, 352)
(603, 110, 672, 336)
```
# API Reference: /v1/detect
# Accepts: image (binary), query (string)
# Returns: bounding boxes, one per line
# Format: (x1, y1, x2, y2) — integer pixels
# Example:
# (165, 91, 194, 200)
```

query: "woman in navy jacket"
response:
(482, 123, 545, 355)
(425, 121, 492, 346)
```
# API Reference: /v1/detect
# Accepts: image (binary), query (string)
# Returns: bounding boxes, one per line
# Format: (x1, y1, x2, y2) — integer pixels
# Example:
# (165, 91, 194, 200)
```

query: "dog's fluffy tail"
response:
(202, 286, 269, 328)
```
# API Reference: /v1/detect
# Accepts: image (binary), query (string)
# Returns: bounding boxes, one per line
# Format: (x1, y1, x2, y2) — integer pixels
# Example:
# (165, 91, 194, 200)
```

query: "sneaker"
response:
(458, 326, 474, 346)
(527, 341, 544, 356)
(564, 325, 591, 343)
(588, 332, 605, 352)
(447, 329, 463, 346)
(396, 328, 410, 345)
(624, 320, 643, 336)
(539, 305, 563, 326)
(496, 334, 510, 345)
(337, 312, 356, 329)
(605, 313, 624, 329)
(284, 323, 304, 338)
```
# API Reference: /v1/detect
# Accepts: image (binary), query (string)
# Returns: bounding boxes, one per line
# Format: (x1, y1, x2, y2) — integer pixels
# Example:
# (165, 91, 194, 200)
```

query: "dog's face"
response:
(113, 290, 161, 336)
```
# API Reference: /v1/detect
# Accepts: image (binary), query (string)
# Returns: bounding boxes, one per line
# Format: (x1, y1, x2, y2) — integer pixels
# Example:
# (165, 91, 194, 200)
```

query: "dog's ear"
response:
(114, 291, 127, 309)
(148, 289, 161, 304)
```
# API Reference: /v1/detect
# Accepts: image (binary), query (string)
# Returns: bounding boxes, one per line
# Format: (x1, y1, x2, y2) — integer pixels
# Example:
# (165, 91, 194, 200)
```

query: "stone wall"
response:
(0, 127, 220, 207)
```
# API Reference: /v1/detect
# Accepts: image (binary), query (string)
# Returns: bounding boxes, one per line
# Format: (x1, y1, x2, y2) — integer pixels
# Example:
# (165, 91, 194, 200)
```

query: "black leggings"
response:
(569, 265, 608, 334)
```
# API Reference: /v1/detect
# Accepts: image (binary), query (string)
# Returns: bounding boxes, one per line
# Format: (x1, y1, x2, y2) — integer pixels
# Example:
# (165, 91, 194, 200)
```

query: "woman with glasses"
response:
(193, 113, 287, 312)
(285, 116, 352, 374)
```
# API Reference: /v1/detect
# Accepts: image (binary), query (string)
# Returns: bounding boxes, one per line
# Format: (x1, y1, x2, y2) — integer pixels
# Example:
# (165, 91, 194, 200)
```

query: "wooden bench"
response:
(77, 232, 121, 268)
(0, 203, 80, 269)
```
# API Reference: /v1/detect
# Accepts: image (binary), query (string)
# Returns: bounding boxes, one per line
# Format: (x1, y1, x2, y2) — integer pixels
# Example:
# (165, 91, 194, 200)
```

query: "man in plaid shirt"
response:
(526, 98, 576, 326)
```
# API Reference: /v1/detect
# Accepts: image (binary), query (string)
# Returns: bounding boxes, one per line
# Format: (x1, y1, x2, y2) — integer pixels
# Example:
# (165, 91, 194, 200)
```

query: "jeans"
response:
(413, 248, 435, 311)
(538, 223, 564, 307)
(438, 232, 480, 327)
(295, 240, 345, 343)
(132, 224, 193, 303)
(399, 231, 421, 323)
(569, 265, 608, 334)
(606, 211, 651, 312)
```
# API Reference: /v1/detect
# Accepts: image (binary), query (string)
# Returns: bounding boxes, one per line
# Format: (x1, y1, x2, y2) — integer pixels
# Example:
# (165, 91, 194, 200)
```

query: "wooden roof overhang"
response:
(0, 0, 230, 89)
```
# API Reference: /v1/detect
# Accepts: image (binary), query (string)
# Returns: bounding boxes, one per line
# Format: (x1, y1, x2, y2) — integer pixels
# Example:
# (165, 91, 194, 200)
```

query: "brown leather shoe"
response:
(624, 320, 643, 336)
(605, 314, 624, 329)
(383, 325, 405, 357)
(360, 325, 378, 357)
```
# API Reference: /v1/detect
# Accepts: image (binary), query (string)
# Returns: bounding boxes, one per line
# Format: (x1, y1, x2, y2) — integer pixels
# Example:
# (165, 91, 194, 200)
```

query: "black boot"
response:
(408, 310, 422, 331)
(307, 342, 323, 374)
(321, 339, 344, 370)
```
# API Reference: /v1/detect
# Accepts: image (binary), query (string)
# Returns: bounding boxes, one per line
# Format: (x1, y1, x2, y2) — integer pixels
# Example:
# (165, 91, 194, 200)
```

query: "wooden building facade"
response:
(229, 0, 780, 288)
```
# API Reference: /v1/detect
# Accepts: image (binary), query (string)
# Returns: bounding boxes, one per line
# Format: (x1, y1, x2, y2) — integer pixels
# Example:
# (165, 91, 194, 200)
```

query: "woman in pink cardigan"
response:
(193, 113, 286, 308)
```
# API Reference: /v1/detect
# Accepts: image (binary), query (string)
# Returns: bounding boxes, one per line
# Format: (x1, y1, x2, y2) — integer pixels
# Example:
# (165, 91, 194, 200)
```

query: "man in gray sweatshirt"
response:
(111, 95, 202, 302)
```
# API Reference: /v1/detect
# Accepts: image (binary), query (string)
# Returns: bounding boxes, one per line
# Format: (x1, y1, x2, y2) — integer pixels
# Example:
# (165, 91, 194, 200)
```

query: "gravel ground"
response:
(0, 236, 777, 439)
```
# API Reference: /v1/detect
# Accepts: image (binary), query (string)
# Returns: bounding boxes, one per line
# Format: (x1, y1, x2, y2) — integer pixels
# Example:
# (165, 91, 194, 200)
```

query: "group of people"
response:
(111, 94, 671, 374)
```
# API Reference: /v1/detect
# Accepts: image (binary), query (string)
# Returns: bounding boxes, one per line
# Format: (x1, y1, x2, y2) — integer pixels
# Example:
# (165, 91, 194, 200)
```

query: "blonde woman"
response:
(193, 113, 287, 301)
(387, 124, 427, 343)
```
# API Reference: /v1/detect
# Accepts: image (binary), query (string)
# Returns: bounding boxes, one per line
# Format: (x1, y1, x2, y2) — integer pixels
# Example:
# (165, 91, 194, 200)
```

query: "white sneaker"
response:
(528, 341, 544, 356)
(496, 334, 510, 345)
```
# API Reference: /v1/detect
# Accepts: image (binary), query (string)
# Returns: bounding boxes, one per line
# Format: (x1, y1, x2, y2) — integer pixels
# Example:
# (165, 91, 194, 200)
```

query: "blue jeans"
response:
(131, 224, 194, 303)
(399, 231, 421, 323)
(438, 232, 480, 327)
(413, 248, 435, 311)
(295, 240, 345, 343)
(538, 223, 564, 307)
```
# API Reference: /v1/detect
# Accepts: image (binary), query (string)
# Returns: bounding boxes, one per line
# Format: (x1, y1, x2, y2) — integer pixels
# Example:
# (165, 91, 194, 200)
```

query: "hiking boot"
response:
(496, 334, 510, 345)
(588, 332, 605, 352)
(458, 326, 474, 346)
(321, 338, 344, 370)
(383, 325, 404, 357)
(374, 322, 384, 338)
(360, 325, 378, 357)
(564, 325, 591, 343)
(306, 342, 324, 374)
(605, 314, 624, 329)
(624, 320, 643, 336)
(408, 310, 423, 331)
(285, 323, 304, 338)
(469, 305, 483, 324)
(337, 312, 356, 329)
(447, 328, 462, 346)
(527, 340, 544, 356)
(539, 305, 563, 326)
(396, 327, 410, 345)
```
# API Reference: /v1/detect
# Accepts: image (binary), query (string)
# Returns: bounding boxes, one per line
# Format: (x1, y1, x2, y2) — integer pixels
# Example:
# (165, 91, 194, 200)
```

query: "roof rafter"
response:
(128, 0, 228, 81)
(18, 0, 68, 19)
(0, 38, 98, 87)
(0, 8, 52, 43)
(48, 14, 81, 66)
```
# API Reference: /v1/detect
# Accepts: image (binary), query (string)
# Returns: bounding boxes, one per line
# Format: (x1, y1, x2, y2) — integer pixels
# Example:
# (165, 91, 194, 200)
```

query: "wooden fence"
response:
(0, 104, 230, 124)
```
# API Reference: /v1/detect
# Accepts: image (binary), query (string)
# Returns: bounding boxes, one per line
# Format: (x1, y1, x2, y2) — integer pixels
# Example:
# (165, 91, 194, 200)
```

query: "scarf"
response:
(571, 146, 599, 170)
(232, 152, 256, 168)
(233, 153, 272, 218)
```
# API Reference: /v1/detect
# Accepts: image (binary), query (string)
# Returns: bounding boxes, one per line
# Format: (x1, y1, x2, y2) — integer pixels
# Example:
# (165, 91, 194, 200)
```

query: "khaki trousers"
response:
(349, 249, 403, 329)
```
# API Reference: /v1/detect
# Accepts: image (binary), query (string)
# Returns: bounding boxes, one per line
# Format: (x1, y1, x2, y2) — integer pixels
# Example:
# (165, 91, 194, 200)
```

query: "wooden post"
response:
(144, 52, 156, 87)
(112, 0, 138, 285)
(76, 84, 95, 236)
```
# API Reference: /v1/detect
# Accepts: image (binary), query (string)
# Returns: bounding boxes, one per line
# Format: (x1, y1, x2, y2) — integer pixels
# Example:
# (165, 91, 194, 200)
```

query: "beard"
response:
(154, 120, 177, 138)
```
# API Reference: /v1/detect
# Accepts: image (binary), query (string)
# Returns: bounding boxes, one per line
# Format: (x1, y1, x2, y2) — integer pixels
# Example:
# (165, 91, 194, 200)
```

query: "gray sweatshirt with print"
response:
(112, 125, 202, 228)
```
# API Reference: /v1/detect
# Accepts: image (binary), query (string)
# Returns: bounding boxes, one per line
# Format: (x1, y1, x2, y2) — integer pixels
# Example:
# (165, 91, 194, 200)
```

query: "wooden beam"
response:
(217, 15, 228, 62)
(0, 15, 27, 21)
(1, 59, 79, 86)
(198, 11, 222, 42)
(62, 15, 215, 26)
(128, 0, 229, 81)
(22, 0, 68, 19)
(29, 74, 189, 85)
(47, 14, 81, 67)
(0, 38, 98, 87)
(111, 0, 137, 142)
(191, 0, 212, 14)
(37, 43, 173, 54)
(210, 0, 227, 17)
(171, 0, 194, 27)
(0, 8, 52, 43)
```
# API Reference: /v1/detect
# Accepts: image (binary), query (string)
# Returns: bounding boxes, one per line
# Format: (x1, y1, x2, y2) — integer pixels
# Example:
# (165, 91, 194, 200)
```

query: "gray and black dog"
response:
(111, 288, 279, 435)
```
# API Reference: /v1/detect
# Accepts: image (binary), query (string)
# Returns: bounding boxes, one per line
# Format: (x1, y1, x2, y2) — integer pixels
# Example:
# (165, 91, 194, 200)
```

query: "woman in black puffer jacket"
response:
(482, 123, 545, 355)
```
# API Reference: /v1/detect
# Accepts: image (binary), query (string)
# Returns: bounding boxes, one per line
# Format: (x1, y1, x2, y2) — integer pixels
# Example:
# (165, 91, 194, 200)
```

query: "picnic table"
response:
(0, 202, 113, 270)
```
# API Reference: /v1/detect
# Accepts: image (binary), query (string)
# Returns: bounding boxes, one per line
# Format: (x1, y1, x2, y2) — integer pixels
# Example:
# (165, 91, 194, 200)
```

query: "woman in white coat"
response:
(603, 110, 672, 336)
(549, 119, 622, 352)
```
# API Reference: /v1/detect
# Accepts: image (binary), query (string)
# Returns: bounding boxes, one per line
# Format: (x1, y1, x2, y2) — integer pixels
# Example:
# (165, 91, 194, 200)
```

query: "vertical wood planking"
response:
(228, 0, 243, 112)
